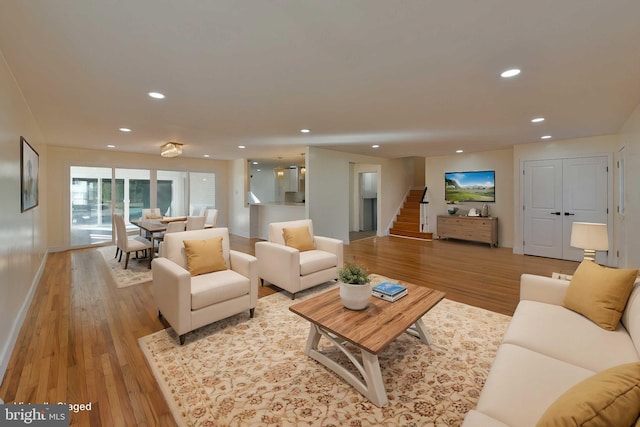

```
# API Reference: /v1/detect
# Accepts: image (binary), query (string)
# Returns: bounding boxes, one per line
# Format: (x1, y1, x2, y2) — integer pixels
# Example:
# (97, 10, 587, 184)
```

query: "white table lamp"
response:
(570, 222, 608, 261)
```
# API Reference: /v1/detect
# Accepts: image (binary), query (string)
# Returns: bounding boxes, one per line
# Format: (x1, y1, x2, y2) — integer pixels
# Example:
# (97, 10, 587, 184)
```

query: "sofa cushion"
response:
(536, 362, 640, 427)
(191, 269, 250, 310)
(462, 410, 510, 427)
(503, 300, 639, 372)
(283, 226, 316, 252)
(183, 237, 228, 276)
(563, 260, 638, 331)
(299, 250, 337, 276)
(475, 343, 595, 427)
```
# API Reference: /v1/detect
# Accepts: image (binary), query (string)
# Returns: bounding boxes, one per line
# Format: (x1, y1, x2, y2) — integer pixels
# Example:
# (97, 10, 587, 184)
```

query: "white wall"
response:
(619, 101, 640, 268)
(426, 149, 514, 247)
(308, 147, 413, 243)
(0, 50, 47, 383)
(46, 146, 230, 249)
(512, 135, 617, 256)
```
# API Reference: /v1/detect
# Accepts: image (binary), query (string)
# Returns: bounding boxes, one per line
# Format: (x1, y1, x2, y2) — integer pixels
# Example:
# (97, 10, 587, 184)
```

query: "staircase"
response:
(389, 189, 433, 240)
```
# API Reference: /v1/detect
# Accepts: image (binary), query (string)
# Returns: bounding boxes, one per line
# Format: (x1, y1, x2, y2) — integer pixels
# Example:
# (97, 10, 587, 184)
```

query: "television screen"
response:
(445, 170, 495, 202)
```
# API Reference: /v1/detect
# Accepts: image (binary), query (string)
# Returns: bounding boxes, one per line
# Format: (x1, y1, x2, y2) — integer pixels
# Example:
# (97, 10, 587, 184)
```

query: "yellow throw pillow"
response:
(282, 226, 315, 252)
(183, 237, 227, 276)
(536, 362, 640, 427)
(562, 260, 638, 330)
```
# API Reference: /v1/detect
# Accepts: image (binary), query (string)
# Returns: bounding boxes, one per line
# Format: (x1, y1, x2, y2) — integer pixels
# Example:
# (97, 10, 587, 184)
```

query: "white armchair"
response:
(152, 228, 258, 345)
(255, 219, 343, 299)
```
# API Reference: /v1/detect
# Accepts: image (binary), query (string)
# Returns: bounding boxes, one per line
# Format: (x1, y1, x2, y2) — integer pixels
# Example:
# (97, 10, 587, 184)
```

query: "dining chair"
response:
(113, 214, 153, 269)
(153, 220, 186, 248)
(186, 215, 206, 230)
(204, 209, 218, 228)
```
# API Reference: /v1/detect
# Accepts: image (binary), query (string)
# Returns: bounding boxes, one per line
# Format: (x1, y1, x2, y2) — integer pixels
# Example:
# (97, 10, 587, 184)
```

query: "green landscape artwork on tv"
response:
(445, 170, 495, 202)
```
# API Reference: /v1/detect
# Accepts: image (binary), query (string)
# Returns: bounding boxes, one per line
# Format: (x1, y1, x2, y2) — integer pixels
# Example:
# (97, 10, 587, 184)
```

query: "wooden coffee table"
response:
(289, 282, 445, 407)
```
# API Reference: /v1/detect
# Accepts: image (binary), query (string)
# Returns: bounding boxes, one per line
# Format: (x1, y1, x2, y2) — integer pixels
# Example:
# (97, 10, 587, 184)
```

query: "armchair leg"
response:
(260, 278, 264, 287)
(158, 310, 163, 319)
(179, 334, 186, 345)
(249, 308, 255, 318)
(290, 292, 296, 300)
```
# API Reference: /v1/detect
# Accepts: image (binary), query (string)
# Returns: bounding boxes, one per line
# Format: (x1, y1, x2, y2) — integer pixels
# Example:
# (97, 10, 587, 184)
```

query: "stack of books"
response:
(372, 282, 408, 302)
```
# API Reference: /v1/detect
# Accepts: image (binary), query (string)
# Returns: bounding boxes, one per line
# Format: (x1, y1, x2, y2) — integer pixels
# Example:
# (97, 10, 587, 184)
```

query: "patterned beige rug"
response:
(138, 275, 511, 426)
(98, 246, 152, 288)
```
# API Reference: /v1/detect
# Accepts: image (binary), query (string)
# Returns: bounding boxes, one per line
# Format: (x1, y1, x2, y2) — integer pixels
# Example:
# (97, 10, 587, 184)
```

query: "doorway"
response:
(522, 156, 610, 263)
(349, 164, 380, 242)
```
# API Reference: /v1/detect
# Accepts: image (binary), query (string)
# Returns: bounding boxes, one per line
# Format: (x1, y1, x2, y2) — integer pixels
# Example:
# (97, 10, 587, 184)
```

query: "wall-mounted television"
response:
(445, 170, 495, 202)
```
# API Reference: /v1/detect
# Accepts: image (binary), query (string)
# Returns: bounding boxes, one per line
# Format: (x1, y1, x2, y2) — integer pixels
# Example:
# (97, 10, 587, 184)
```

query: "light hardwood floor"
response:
(0, 235, 579, 426)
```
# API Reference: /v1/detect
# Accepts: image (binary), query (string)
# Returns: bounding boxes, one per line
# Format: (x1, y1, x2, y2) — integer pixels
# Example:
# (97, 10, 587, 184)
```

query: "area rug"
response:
(139, 275, 511, 426)
(98, 246, 152, 288)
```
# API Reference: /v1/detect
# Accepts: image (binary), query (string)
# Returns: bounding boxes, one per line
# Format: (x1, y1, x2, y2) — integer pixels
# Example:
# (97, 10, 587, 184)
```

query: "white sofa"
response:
(152, 228, 258, 345)
(255, 219, 343, 299)
(463, 273, 640, 427)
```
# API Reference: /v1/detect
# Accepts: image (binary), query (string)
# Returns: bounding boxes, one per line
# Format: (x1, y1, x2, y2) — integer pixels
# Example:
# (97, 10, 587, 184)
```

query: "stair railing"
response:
(419, 186, 429, 233)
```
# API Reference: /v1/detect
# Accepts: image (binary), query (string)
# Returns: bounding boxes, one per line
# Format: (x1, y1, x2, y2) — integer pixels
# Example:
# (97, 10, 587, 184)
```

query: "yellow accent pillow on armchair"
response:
(183, 237, 227, 276)
(282, 226, 316, 252)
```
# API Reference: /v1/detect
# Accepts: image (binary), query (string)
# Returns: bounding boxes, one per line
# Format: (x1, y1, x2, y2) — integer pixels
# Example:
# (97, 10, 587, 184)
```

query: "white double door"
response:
(523, 156, 609, 263)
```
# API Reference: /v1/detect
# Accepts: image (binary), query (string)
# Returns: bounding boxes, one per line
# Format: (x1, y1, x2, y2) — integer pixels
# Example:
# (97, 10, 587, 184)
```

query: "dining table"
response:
(130, 218, 170, 268)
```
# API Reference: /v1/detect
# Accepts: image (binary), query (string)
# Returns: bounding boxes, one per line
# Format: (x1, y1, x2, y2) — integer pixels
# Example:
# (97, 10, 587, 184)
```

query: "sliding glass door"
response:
(69, 166, 215, 248)
(70, 166, 113, 246)
(115, 168, 150, 222)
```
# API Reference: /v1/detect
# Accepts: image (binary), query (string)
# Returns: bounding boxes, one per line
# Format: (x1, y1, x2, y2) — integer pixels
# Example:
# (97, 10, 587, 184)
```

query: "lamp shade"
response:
(161, 142, 183, 158)
(570, 222, 608, 251)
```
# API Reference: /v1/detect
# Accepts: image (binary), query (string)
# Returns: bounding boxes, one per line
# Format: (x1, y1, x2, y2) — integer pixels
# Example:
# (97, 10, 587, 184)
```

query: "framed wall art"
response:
(20, 136, 39, 212)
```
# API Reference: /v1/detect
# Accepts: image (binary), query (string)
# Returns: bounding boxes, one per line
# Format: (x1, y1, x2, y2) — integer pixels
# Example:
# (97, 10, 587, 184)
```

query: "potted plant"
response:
(338, 261, 371, 310)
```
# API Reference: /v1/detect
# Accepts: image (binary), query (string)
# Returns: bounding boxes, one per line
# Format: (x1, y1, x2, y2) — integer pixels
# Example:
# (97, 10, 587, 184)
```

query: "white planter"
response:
(339, 281, 371, 310)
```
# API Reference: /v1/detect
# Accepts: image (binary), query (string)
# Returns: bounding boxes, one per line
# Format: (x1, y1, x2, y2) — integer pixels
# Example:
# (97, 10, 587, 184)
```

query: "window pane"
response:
(70, 166, 113, 246)
(157, 170, 187, 217)
(189, 172, 215, 216)
(115, 168, 150, 222)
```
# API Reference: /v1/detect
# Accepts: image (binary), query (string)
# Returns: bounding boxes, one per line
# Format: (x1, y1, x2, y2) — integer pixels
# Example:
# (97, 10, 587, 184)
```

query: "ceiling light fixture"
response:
(119, 127, 131, 132)
(148, 92, 165, 99)
(107, 145, 116, 148)
(456, 149, 464, 153)
(541, 135, 552, 140)
(531, 117, 545, 123)
(203, 154, 210, 158)
(238, 145, 246, 149)
(160, 142, 183, 157)
(372, 144, 380, 148)
(300, 128, 311, 133)
(500, 68, 521, 78)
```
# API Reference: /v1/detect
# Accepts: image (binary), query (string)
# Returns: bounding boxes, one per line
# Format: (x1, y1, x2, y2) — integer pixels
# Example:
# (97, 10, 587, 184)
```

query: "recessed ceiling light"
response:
(238, 145, 246, 149)
(148, 92, 165, 99)
(257, 169, 261, 172)
(456, 149, 464, 153)
(203, 154, 210, 158)
(300, 128, 311, 133)
(119, 127, 131, 132)
(541, 135, 552, 140)
(500, 68, 521, 78)
(252, 161, 258, 165)
(531, 117, 545, 123)
(107, 145, 116, 148)
(372, 144, 380, 148)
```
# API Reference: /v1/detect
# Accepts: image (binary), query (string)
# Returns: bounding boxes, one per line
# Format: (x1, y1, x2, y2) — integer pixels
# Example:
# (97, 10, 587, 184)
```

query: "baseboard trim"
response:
(0, 250, 48, 388)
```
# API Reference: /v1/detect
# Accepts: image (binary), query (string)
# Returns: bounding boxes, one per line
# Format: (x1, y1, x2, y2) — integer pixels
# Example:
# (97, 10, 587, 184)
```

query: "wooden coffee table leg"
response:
(303, 323, 389, 407)
(406, 317, 433, 344)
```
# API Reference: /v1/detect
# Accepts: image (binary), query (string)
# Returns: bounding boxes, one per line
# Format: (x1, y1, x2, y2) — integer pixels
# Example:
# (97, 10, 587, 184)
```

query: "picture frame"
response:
(20, 136, 39, 212)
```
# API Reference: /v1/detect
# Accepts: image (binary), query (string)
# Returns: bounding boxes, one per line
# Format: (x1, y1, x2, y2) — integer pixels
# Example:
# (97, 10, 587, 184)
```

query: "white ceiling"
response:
(1, 1, 639, 164)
